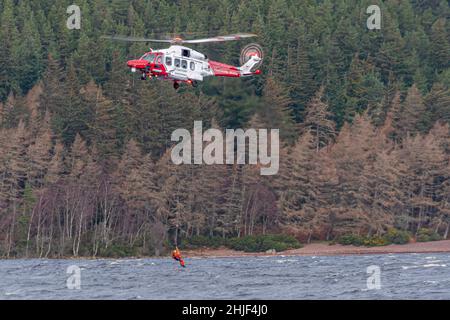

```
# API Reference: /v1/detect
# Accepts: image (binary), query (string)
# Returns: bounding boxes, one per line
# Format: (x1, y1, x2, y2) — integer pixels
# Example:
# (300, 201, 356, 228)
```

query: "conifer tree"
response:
(46, 141, 65, 185)
(277, 132, 317, 234)
(399, 84, 427, 136)
(260, 77, 297, 144)
(430, 18, 450, 72)
(0, 0, 19, 101)
(303, 86, 336, 152)
(84, 82, 118, 164)
(397, 131, 447, 233)
(425, 83, 450, 126)
(27, 121, 53, 188)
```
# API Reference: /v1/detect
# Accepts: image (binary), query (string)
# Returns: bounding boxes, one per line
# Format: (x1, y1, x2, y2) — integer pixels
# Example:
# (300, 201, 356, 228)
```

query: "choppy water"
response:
(1, 253, 449, 299)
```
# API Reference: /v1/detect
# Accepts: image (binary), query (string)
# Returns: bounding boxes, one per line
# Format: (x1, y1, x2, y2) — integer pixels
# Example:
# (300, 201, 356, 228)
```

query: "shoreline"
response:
(1, 240, 449, 260)
(183, 240, 450, 259)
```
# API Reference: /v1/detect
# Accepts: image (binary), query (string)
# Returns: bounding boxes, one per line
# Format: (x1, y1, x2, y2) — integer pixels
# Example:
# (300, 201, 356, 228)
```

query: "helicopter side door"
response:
(171, 56, 189, 81)
(186, 60, 203, 81)
(164, 55, 175, 75)
(152, 54, 167, 76)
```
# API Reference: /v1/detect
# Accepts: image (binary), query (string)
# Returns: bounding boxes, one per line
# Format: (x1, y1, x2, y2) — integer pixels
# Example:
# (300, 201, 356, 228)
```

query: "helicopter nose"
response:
(127, 59, 148, 70)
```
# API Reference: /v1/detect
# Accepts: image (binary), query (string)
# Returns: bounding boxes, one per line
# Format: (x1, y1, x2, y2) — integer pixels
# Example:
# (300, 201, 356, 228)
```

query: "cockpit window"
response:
(141, 53, 155, 62)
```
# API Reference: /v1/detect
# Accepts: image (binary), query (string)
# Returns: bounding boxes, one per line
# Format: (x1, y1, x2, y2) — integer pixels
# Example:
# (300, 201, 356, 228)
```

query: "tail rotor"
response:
(240, 43, 264, 71)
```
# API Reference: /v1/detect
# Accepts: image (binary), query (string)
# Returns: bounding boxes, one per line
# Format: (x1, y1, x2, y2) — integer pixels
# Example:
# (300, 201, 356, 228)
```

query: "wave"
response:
(423, 264, 447, 268)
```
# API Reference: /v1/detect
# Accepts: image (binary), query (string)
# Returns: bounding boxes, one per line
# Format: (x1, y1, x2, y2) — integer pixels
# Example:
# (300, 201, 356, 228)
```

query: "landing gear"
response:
(172, 80, 196, 90)
(142, 66, 152, 80)
(186, 80, 198, 88)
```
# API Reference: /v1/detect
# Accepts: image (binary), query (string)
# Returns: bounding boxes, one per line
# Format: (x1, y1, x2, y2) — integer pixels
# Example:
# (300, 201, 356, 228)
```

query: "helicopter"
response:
(103, 33, 263, 90)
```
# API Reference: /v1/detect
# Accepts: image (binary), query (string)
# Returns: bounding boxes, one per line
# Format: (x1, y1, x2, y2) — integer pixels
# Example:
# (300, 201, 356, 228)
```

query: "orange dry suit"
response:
(172, 247, 185, 267)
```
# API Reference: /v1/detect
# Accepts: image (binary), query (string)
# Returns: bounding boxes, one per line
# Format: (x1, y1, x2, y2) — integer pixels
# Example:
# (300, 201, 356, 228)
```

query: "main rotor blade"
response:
(102, 33, 257, 44)
(182, 33, 258, 44)
(101, 35, 173, 43)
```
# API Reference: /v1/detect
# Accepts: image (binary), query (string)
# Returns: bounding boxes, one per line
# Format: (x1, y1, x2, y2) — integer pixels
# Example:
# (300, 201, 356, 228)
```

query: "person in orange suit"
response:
(172, 247, 186, 267)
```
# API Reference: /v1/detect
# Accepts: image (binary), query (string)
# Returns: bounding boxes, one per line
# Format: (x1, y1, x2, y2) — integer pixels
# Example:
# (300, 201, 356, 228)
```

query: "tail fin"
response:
(239, 55, 262, 76)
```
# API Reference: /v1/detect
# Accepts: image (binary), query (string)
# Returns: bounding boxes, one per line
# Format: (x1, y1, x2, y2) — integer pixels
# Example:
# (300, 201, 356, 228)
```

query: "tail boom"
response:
(208, 56, 261, 78)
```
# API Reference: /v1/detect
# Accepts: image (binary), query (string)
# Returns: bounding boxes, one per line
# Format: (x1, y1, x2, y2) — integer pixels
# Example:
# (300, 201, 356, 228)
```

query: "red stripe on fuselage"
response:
(208, 60, 240, 78)
(150, 62, 167, 77)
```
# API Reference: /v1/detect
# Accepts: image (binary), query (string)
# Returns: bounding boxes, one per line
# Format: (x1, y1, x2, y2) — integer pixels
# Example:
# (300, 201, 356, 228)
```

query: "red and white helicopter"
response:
(103, 33, 263, 89)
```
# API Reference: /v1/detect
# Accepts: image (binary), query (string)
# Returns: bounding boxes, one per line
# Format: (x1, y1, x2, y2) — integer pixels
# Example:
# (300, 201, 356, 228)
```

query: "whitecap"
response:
(402, 265, 419, 270)
(276, 259, 297, 264)
(423, 264, 447, 268)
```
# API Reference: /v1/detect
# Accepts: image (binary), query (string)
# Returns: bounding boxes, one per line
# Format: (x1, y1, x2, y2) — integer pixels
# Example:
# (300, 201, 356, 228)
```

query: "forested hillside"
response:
(0, 0, 449, 257)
